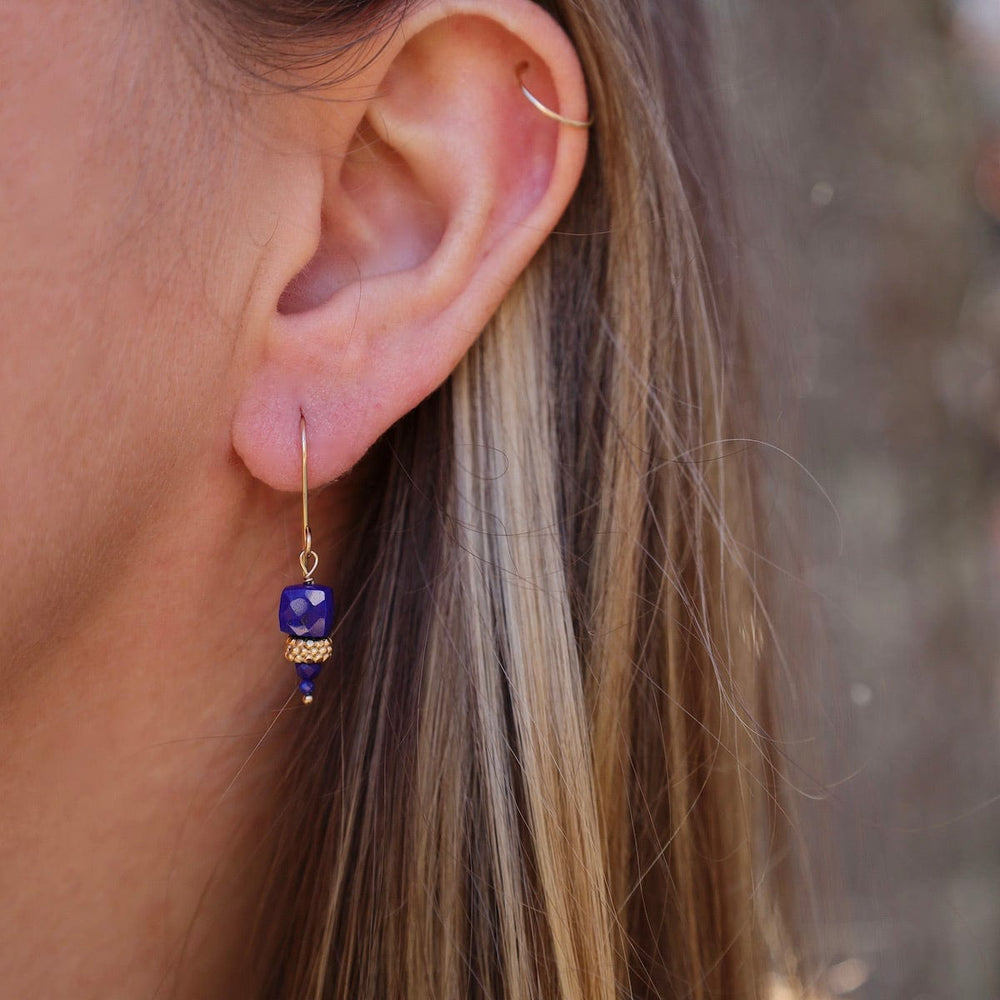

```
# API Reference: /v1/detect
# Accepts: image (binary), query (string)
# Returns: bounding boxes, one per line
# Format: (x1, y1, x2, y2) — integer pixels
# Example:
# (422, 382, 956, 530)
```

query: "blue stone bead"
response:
(298, 679, 315, 697)
(295, 662, 324, 683)
(278, 584, 335, 638)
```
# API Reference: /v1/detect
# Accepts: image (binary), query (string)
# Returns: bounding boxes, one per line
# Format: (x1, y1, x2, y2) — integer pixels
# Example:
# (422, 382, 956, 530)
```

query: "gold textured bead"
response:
(284, 636, 333, 664)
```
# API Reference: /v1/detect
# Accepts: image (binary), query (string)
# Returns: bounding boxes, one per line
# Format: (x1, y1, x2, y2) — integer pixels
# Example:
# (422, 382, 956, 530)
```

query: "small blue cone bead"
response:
(295, 662, 323, 683)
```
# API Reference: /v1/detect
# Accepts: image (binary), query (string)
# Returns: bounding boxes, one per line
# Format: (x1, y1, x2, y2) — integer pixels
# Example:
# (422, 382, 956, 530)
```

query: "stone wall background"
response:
(708, 2, 1000, 997)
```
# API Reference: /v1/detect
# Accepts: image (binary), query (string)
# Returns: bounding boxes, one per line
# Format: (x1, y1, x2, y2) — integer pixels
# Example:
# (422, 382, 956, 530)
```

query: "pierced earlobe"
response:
(276, 415, 335, 705)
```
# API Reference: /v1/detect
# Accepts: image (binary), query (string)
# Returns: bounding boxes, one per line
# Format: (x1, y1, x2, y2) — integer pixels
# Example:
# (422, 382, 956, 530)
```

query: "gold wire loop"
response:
(299, 414, 317, 582)
(299, 548, 319, 581)
(515, 62, 593, 129)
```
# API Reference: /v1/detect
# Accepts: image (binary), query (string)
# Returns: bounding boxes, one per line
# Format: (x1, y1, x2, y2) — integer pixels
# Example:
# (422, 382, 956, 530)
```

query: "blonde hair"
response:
(236, 0, 808, 995)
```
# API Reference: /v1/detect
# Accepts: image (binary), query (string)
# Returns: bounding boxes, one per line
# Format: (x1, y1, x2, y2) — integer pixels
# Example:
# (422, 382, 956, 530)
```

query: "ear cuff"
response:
(516, 62, 593, 129)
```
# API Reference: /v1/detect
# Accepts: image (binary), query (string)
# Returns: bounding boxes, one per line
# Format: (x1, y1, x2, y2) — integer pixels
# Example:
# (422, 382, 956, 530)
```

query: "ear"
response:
(230, 0, 589, 490)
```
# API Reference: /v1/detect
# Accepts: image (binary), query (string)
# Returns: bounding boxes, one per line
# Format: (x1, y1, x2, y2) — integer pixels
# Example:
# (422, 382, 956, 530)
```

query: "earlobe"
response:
(231, 0, 590, 492)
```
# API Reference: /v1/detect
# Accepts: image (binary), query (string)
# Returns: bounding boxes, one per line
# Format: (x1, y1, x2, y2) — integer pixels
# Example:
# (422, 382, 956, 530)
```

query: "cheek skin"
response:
(0, 2, 255, 662)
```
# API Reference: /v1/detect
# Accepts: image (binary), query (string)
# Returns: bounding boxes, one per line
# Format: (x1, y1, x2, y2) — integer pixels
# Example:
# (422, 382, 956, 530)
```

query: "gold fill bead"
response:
(284, 635, 333, 664)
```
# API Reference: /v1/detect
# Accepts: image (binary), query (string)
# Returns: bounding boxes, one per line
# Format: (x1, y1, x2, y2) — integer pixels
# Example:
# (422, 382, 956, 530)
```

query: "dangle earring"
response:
(277, 415, 335, 705)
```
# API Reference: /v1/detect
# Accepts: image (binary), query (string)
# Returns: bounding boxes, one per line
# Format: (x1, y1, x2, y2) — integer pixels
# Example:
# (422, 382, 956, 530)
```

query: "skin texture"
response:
(0, 0, 587, 996)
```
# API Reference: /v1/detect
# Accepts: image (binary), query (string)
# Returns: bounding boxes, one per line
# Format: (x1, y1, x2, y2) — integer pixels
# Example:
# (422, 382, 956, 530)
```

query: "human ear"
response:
(230, 0, 589, 490)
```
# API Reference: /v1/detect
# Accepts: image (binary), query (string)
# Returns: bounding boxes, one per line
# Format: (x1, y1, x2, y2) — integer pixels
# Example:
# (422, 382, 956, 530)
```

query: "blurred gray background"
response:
(709, 1, 1000, 997)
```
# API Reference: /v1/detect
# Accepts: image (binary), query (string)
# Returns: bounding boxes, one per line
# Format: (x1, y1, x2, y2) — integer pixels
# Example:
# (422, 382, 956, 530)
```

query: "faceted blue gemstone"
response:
(278, 584, 334, 638)
(295, 662, 324, 683)
(298, 679, 315, 697)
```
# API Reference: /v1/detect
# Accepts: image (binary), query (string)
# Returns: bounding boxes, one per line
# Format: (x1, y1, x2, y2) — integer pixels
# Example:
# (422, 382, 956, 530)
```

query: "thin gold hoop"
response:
(516, 62, 593, 129)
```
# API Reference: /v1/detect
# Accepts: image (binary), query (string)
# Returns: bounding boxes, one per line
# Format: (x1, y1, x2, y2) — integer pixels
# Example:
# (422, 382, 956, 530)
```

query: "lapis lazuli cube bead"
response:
(278, 584, 335, 639)
(298, 679, 315, 697)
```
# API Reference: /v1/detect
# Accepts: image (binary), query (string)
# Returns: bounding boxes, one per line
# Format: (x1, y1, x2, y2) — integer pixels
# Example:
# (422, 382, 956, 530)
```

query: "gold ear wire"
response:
(516, 62, 593, 129)
(298, 413, 318, 583)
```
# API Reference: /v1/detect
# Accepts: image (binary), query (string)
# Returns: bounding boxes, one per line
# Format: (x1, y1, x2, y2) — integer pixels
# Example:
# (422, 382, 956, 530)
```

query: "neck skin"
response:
(0, 457, 348, 999)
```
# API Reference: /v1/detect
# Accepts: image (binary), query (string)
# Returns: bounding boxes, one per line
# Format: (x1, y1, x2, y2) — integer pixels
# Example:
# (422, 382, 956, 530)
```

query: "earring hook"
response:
(299, 414, 318, 581)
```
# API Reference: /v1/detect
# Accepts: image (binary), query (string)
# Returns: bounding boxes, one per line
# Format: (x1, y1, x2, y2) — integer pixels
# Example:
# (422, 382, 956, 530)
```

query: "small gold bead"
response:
(301, 694, 314, 705)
